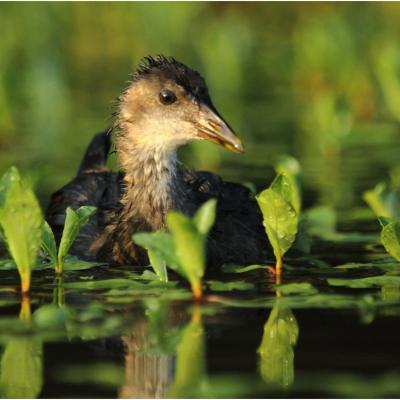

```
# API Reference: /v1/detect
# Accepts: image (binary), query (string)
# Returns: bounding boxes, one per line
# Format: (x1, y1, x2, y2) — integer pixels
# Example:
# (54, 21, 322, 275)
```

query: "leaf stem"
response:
(275, 257, 283, 285)
(21, 273, 31, 294)
(192, 280, 202, 301)
(20, 293, 31, 321)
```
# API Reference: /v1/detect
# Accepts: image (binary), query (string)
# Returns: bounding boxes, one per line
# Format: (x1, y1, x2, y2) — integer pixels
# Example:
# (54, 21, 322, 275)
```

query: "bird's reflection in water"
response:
(258, 296, 299, 390)
(119, 322, 174, 398)
(118, 300, 200, 399)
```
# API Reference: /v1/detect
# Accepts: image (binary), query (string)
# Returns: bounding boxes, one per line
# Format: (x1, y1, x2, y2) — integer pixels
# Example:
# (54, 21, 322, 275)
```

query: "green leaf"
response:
(41, 221, 57, 267)
(328, 275, 400, 289)
(222, 263, 268, 273)
(147, 249, 168, 282)
(275, 282, 318, 295)
(380, 219, 400, 261)
(166, 212, 205, 283)
(256, 175, 299, 261)
(363, 182, 399, 219)
(274, 155, 302, 214)
(57, 206, 97, 273)
(133, 231, 180, 270)
(0, 167, 43, 292)
(193, 199, 217, 235)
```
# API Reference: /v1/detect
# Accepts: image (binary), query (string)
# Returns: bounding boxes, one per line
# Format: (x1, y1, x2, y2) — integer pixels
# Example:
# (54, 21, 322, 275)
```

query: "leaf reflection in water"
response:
(0, 297, 43, 399)
(257, 300, 299, 389)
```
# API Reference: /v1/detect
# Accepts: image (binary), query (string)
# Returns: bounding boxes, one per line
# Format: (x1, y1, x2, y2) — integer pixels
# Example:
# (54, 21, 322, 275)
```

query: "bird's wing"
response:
(45, 131, 123, 253)
(183, 169, 271, 267)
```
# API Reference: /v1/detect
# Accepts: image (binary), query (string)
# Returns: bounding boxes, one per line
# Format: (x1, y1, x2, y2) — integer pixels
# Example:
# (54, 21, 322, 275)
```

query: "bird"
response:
(46, 55, 271, 268)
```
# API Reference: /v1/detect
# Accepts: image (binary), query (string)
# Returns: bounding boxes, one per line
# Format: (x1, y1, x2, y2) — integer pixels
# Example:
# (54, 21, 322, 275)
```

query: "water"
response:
(1, 211, 400, 398)
(3, 3, 400, 396)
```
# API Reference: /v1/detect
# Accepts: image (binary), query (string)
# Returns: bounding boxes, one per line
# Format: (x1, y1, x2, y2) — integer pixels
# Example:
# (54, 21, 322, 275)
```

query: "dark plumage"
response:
(46, 56, 271, 267)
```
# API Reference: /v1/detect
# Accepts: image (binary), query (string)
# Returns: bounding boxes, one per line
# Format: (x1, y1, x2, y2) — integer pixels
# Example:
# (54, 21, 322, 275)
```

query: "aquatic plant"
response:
(133, 199, 217, 300)
(363, 182, 399, 219)
(0, 167, 43, 293)
(256, 174, 299, 279)
(41, 206, 96, 274)
(378, 217, 400, 261)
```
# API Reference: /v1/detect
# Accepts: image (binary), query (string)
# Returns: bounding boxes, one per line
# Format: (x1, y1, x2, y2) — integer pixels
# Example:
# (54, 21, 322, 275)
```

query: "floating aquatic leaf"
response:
(328, 275, 400, 289)
(379, 217, 400, 261)
(275, 282, 318, 295)
(57, 206, 97, 274)
(63, 278, 175, 290)
(256, 174, 299, 278)
(0, 167, 43, 293)
(222, 263, 268, 273)
(207, 280, 254, 292)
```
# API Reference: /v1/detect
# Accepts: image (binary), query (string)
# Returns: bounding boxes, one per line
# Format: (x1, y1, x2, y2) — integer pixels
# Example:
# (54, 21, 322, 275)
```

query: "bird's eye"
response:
(159, 89, 177, 105)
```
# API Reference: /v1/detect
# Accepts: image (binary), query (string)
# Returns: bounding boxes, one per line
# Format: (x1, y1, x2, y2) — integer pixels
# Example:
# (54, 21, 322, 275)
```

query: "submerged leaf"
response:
(0, 167, 43, 292)
(58, 206, 97, 273)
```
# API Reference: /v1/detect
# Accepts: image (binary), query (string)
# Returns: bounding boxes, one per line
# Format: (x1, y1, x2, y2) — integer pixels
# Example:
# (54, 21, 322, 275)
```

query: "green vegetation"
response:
(0, 167, 43, 293)
(133, 199, 217, 300)
(42, 206, 96, 274)
(256, 174, 299, 280)
(2, 3, 400, 397)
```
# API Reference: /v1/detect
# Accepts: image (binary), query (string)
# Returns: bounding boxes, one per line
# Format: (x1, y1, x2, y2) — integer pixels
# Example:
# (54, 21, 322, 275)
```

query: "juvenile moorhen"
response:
(46, 56, 270, 267)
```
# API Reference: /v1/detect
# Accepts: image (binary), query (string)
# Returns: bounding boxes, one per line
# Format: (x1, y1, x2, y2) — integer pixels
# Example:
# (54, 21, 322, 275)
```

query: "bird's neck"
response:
(117, 138, 184, 230)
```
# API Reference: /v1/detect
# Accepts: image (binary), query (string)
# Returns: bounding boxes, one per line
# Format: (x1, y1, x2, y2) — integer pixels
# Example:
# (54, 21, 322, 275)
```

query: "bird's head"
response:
(115, 55, 244, 154)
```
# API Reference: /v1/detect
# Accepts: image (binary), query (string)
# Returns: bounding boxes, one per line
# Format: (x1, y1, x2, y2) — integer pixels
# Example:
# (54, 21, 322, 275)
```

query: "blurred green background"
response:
(1, 2, 400, 210)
